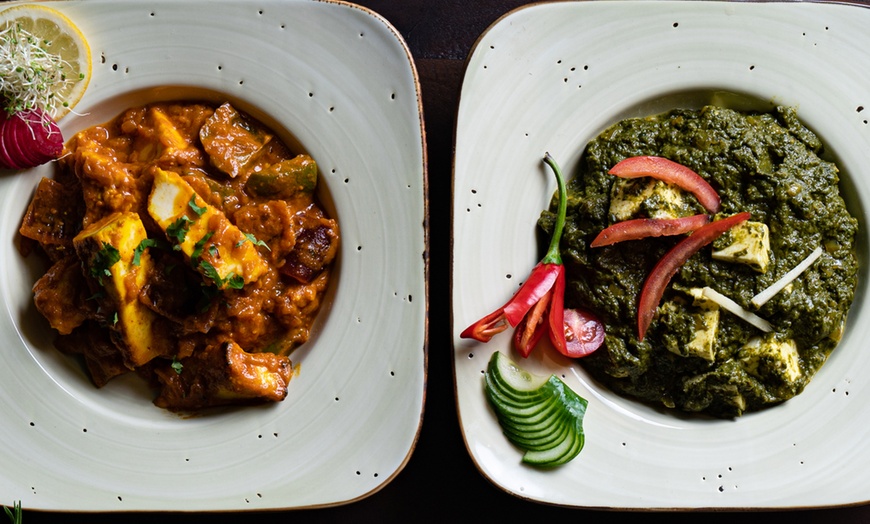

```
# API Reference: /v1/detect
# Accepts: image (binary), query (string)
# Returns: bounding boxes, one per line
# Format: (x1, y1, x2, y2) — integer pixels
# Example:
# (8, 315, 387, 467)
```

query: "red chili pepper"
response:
(609, 156, 721, 213)
(513, 276, 552, 358)
(460, 261, 560, 345)
(461, 153, 605, 358)
(459, 306, 510, 343)
(591, 214, 710, 248)
(637, 212, 750, 341)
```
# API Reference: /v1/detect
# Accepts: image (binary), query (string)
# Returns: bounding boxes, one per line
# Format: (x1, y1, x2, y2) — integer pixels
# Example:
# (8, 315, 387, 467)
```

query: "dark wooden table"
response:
(24, 1, 870, 521)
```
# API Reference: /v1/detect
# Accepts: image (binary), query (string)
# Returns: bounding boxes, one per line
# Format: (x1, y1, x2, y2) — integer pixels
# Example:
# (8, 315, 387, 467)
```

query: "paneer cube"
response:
(684, 287, 718, 310)
(661, 298, 720, 363)
(72, 211, 164, 368)
(147, 167, 269, 288)
(739, 333, 802, 384)
(150, 106, 190, 151)
(609, 178, 688, 222)
(121, 107, 196, 164)
(682, 287, 722, 362)
(685, 308, 719, 362)
(712, 220, 771, 273)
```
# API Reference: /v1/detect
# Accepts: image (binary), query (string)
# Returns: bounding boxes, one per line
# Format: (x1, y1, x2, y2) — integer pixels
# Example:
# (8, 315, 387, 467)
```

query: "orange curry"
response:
(19, 101, 339, 411)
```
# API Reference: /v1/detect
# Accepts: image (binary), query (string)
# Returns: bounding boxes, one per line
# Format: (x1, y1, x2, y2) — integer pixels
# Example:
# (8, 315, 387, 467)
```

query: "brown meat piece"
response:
(32, 255, 93, 335)
(19, 177, 84, 249)
(153, 339, 292, 411)
(54, 322, 130, 387)
(199, 103, 272, 178)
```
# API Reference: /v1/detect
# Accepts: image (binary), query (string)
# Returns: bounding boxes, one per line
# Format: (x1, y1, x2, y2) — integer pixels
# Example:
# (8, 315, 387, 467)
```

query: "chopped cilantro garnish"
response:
(224, 273, 245, 290)
(132, 238, 159, 266)
(236, 232, 271, 251)
(191, 231, 215, 261)
(170, 357, 183, 375)
(199, 259, 222, 286)
(198, 259, 245, 290)
(166, 216, 193, 244)
(188, 195, 207, 217)
(89, 242, 120, 285)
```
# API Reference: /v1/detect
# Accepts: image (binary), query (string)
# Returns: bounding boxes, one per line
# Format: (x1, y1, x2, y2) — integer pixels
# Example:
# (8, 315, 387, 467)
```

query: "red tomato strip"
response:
(609, 156, 721, 213)
(637, 212, 750, 341)
(591, 214, 710, 247)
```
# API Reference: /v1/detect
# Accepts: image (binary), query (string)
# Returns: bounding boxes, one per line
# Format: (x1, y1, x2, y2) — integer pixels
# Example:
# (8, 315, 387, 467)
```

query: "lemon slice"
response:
(0, 4, 91, 120)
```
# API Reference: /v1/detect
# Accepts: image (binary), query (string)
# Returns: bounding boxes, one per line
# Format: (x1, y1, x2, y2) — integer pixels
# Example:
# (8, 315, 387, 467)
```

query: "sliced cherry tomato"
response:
(609, 156, 721, 213)
(560, 308, 605, 357)
(637, 212, 750, 340)
(590, 214, 710, 247)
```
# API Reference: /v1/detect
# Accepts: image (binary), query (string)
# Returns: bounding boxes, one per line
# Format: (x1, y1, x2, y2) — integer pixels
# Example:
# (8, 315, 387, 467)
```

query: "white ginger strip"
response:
(751, 247, 823, 309)
(702, 287, 773, 333)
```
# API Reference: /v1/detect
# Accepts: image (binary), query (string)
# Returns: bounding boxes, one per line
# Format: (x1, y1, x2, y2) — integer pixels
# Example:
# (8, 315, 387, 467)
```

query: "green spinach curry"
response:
(539, 105, 858, 418)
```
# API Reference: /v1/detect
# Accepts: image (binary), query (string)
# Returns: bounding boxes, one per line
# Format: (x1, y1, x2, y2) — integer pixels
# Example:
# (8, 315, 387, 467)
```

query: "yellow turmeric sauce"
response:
(19, 101, 339, 411)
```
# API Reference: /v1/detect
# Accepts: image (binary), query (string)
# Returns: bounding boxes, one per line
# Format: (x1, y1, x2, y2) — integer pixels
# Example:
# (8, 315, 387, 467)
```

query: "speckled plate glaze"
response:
(453, 0, 870, 510)
(0, 0, 426, 513)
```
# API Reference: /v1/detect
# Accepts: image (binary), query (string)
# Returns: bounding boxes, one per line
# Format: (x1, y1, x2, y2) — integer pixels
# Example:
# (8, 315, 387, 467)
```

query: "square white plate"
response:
(453, 0, 870, 510)
(0, 0, 427, 512)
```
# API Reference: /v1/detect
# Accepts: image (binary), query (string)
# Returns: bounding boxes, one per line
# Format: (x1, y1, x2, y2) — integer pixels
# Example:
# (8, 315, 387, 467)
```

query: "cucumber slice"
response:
(494, 400, 565, 430)
(491, 394, 567, 432)
(484, 373, 557, 419)
(488, 353, 551, 402)
(489, 351, 549, 391)
(501, 413, 572, 451)
(484, 351, 588, 468)
(522, 427, 584, 467)
(485, 377, 573, 434)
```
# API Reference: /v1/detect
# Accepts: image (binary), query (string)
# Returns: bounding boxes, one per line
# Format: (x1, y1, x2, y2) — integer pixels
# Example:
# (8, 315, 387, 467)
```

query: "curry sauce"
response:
(19, 101, 338, 411)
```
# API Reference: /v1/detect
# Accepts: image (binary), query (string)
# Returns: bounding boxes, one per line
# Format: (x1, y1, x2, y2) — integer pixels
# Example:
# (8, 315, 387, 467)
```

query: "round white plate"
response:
(453, 0, 870, 510)
(0, 0, 427, 512)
